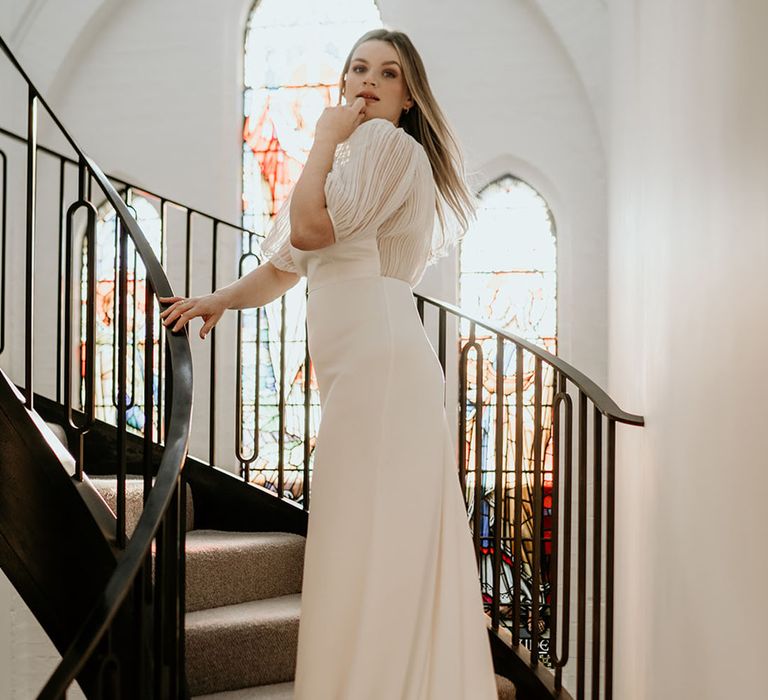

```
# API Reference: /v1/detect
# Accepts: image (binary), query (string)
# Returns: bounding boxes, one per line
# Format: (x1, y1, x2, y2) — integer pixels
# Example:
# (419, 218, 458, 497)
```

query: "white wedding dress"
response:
(262, 117, 497, 699)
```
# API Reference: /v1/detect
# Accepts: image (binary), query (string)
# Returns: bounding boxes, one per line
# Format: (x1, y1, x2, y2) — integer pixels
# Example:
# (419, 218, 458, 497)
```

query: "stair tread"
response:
(186, 529, 305, 550)
(88, 475, 194, 534)
(186, 592, 301, 631)
(192, 682, 294, 699)
(190, 674, 515, 699)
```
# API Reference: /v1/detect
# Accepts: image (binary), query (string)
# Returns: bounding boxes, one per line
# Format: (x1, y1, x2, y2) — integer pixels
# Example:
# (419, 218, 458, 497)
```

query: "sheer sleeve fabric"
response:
(259, 118, 423, 272)
(324, 118, 423, 243)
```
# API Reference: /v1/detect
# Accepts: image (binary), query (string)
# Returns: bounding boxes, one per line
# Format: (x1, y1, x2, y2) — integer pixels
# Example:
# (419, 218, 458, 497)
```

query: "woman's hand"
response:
(158, 293, 227, 339)
(314, 96, 366, 146)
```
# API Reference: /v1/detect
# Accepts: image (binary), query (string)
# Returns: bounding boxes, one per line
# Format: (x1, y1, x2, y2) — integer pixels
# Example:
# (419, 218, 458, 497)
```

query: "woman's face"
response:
(343, 40, 413, 127)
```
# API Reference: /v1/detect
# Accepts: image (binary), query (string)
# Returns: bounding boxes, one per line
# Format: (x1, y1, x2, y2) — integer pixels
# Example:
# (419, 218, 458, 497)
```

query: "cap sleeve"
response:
(324, 118, 423, 243)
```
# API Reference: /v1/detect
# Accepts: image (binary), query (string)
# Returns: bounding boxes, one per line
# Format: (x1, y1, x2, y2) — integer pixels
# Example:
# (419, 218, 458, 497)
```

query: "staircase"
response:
(82, 475, 517, 698)
(0, 30, 643, 700)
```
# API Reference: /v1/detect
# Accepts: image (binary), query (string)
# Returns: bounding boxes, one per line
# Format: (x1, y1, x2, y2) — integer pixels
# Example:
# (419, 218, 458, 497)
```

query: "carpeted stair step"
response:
(191, 674, 515, 698)
(193, 681, 294, 699)
(185, 530, 305, 612)
(496, 673, 517, 699)
(89, 475, 194, 536)
(185, 593, 301, 696)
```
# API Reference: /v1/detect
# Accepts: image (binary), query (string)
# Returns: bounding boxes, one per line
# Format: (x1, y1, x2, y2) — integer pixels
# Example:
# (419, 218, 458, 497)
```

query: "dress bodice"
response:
(289, 236, 383, 294)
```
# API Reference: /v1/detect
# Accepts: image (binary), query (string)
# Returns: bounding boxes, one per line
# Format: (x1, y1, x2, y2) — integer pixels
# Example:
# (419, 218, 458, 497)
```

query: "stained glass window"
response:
(81, 194, 162, 437)
(241, 0, 383, 502)
(458, 175, 558, 664)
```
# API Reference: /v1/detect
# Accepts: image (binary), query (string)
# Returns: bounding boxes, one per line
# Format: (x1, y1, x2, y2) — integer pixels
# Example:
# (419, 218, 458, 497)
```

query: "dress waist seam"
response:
(307, 273, 412, 295)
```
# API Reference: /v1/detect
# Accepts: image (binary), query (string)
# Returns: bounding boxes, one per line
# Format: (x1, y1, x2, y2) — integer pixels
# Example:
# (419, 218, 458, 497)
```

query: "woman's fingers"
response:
(159, 297, 187, 320)
(199, 312, 222, 340)
(157, 294, 224, 338)
(171, 305, 202, 333)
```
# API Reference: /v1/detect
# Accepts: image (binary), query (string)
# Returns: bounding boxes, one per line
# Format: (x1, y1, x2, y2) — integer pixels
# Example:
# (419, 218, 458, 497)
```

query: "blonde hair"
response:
(338, 29, 477, 263)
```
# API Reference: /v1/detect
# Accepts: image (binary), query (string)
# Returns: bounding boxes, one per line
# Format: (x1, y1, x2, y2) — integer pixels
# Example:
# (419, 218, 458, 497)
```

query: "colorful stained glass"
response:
(81, 194, 162, 438)
(459, 175, 558, 665)
(241, 0, 382, 502)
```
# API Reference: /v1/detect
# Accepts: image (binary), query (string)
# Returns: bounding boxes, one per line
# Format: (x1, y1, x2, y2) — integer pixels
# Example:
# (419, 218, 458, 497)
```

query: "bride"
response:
(160, 27, 498, 700)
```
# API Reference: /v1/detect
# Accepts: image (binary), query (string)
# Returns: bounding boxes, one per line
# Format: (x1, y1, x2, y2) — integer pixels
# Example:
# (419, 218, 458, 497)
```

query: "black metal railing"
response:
(0, 35, 193, 698)
(414, 293, 643, 700)
(0, 36, 643, 697)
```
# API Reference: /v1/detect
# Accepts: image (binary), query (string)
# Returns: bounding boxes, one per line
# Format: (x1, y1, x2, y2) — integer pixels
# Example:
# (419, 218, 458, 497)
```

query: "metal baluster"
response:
(512, 347, 524, 647)
(458, 326, 470, 495)
(143, 281, 155, 502)
(550, 372, 573, 693)
(303, 302, 312, 509)
(184, 209, 192, 297)
(277, 294, 287, 498)
(471, 325, 484, 568)
(24, 86, 37, 407)
(112, 196, 120, 410)
(55, 157, 65, 396)
(64, 161, 97, 475)
(576, 389, 588, 699)
(491, 335, 504, 630)
(531, 357, 543, 665)
(592, 404, 603, 698)
(116, 219, 129, 549)
(605, 417, 616, 700)
(209, 222, 218, 466)
(235, 251, 259, 479)
(438, 307, 446, 380)
(177, 478, 188, 696)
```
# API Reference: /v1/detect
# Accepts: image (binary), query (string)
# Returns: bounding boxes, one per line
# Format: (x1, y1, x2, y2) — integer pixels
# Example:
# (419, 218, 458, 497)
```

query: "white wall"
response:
(0, 0, 610, 695)
(608, 1, 768, 698)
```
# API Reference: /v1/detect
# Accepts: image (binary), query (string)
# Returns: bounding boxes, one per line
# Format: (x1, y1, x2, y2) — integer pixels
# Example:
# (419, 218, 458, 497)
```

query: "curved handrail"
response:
(414, 293, 644, 426)
(39, 158, 194, 698)
(0, 35, 193, 697)
(0, 124, 251, 237)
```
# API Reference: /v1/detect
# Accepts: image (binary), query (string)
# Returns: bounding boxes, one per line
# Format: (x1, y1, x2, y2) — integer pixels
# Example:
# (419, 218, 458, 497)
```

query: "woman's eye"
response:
(351, 65, 396, 78)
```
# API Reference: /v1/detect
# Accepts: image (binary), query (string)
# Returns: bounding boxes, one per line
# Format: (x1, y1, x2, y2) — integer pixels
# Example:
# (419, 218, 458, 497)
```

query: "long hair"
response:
(337, 29, 477, 263)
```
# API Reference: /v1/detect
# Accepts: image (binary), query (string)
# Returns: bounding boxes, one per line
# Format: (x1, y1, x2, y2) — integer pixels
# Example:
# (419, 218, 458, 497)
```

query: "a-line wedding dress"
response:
(261, 117, 497, 699)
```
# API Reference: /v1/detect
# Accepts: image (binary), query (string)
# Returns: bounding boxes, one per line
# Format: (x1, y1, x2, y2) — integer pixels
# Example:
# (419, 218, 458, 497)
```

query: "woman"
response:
(160, 28, 497, 700)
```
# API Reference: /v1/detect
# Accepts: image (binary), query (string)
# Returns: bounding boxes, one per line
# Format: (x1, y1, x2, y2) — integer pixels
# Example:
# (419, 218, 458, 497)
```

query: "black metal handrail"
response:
(414, 293, 644, 426)
(0, 34, 193, 697)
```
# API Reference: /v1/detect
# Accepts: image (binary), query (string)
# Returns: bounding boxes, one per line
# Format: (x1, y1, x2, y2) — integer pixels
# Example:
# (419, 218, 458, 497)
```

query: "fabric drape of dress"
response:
(261, 117, 497, 699)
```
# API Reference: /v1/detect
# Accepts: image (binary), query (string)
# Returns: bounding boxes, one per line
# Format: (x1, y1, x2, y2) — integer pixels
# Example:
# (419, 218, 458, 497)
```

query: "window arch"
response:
(240, 0, 383, 501)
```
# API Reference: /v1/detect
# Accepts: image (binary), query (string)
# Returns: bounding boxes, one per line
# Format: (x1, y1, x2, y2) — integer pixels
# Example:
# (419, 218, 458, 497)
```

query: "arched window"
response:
(458, 174, 557, 653)
(460, 175, 557, 348)
(81, 193, 163, 436)
(241, 0, 383, 501)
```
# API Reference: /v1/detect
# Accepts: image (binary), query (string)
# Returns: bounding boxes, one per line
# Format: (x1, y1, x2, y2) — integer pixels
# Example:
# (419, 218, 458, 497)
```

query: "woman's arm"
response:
(289, 96, 367, 251)
(159, 260, 299, 339)
(214, 260, 299, 310)
(288, 139, 337, 251)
